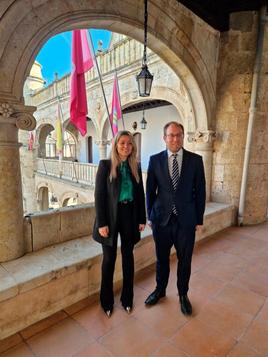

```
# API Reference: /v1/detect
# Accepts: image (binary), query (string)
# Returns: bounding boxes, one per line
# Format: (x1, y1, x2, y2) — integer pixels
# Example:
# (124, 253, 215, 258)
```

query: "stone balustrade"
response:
(36, 158, 98, 185)
(36, 158, 147, 188)
(29, 37, 153, 107)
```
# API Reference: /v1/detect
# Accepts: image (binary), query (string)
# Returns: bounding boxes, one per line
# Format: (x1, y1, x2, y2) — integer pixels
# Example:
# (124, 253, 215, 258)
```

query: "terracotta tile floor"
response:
(1, 222, 268, 357)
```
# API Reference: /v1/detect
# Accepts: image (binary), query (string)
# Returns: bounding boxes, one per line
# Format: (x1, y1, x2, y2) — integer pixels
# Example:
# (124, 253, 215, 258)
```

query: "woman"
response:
(93, 130, 146, 317)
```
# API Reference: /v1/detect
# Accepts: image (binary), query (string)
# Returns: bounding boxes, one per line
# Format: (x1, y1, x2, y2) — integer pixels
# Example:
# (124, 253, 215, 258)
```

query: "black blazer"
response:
(146, 149, 206, 228)
(93, 159, 146, 246)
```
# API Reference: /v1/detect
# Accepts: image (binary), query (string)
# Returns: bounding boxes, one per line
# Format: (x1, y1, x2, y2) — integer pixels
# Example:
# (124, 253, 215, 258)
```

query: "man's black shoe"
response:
(179, 295, 192, 316)
(145, 289, 166, 306)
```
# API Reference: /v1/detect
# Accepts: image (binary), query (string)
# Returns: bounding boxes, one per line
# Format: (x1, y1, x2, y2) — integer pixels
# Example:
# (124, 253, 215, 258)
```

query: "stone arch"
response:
(0, 0, 215, 130)
(64, 120, 78, 139)
(37, 182, 60, 210)
(37, 186, 49, 211)
(37, 181, 53, 211)
(35, 123, 55, 158)
(99, 85, 195, 140)
(60, 191, 88, 207)
(37, 182, 54, 195)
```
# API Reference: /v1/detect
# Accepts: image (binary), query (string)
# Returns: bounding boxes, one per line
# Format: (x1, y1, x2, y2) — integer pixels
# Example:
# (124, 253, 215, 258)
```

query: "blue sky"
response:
(36, 29, 111, 85)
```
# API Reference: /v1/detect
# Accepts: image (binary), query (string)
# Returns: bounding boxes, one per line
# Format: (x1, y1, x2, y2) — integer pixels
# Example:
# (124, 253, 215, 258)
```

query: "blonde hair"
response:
(110, 131, 140, 182)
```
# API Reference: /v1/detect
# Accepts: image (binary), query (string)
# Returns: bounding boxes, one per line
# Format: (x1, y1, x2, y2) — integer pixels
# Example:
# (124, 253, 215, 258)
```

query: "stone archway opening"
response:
(2, 1, 213, 133)
(62, 196, 78, 207)
(37, 186, 49, 211)
(37, 124, 54, 158)
(0, 1, 218, 262)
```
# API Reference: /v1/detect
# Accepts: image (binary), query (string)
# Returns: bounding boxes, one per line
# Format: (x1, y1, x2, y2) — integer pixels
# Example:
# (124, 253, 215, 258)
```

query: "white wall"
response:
(85, 104, 182, 167)
(123, 105, 181, 169)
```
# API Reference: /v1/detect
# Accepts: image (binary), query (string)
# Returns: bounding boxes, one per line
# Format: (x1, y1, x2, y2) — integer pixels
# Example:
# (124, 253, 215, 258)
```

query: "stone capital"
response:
(95, 139, 111, 146)
(0, 102, 13, 119)
(0, 102, 36, 131)
(187, 130, 216, 144)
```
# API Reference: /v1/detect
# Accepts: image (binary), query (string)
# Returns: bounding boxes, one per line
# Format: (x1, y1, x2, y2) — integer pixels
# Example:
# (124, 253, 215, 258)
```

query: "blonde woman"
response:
(93, 131, 146, 317)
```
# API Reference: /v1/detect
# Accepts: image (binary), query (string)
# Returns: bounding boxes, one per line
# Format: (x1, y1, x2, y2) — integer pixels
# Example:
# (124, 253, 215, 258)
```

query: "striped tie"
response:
(171, 154, 179, 215)
(172, 154, 179, 190)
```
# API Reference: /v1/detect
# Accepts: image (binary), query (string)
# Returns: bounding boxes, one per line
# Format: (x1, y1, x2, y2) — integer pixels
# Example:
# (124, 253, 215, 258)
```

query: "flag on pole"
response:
(28, 131, 34, 150)
(110, 73, 123, 136)
(70, 29, 94, 136)
(56, 103, 63, 160)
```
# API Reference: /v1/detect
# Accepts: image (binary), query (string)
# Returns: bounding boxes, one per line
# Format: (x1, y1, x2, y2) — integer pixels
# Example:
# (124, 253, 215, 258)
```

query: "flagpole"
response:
(55, 75, 63, 178)
(115, 70, 125, 130)
(87, 31, 114, 136)
(57, 85, 79, 183)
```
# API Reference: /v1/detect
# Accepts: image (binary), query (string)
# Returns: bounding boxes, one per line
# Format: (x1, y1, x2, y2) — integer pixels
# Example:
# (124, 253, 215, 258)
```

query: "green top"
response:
(118, 161, 133, 202)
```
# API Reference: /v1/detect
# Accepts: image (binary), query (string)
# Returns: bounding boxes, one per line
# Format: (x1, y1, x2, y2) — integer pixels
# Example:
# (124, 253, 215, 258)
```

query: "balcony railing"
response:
(36, 158, 98, 186)
(36, 158, 147, 187)
(29, 37, 155, 107)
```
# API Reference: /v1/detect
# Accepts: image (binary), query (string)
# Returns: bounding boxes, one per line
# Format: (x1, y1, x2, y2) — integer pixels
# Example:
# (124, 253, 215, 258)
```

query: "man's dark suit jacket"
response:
(93, 159, 146, 247)
(146, 149, 206, 228)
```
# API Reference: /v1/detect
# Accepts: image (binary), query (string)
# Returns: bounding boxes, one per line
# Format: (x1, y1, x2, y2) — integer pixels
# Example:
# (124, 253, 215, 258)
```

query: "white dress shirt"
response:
(167, 148, 183, 178)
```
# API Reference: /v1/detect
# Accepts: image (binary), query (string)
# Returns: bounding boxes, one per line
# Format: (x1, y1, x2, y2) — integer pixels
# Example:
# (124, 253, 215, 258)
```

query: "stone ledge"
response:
(0, 202, 235, 339)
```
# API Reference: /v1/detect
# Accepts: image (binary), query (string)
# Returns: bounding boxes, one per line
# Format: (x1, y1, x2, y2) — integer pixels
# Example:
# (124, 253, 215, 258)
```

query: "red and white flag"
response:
(28, 131, 34, 150)
(70, 29, 94, 136)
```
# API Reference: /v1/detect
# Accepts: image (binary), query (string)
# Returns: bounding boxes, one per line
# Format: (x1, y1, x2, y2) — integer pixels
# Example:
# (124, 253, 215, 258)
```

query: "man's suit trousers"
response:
(152, 214, 195, 295)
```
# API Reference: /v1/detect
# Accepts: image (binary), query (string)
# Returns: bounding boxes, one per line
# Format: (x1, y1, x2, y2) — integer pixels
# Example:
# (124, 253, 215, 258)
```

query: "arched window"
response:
(44, 130, 76, 160)
(45, 134, 56, 158)
(63, 131, 76, 159)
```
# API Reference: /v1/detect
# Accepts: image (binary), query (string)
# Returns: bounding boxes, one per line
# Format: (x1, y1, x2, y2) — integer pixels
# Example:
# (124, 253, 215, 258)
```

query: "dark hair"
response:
(163, 121, 184, 136)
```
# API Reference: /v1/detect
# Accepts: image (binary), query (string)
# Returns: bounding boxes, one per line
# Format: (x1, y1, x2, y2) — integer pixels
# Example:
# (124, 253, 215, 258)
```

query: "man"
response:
(145, 122, 206, 315)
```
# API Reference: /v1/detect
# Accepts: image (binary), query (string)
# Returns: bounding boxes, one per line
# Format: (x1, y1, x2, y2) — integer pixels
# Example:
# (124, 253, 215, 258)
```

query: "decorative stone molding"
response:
(95, 139, 111, 160)
(187, 130, 216, 144)
(0, 102, 36, 131)
(0, 103, 13, 118)
(96, 101, 101, 112)
(15, 111, 36, 131)
(95, 139, 111, 146)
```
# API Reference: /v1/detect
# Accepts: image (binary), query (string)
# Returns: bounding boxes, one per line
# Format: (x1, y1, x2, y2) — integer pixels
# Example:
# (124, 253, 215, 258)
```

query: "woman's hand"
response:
(99, 226, 109, 238)
(195, 225, 203, 233)
(139, 224, 145, 232)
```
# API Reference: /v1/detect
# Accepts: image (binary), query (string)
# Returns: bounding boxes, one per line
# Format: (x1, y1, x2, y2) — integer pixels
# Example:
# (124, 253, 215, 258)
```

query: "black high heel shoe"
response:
(103, 306, 113, 318)
(122, 304, 133, 314)
(125, 306, 132, 314)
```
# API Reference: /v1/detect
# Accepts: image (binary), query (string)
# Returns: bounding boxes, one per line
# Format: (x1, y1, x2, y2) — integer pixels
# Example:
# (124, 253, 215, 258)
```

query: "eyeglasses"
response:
(165, 133, 184, 139)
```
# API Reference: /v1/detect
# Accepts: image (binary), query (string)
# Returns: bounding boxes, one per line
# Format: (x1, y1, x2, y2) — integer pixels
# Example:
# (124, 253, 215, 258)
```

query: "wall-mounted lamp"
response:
(140, 105, 147, 130)
(136, 0, 153, 97)
(50, 194, 58, 203)
(132, 121, 138, 131)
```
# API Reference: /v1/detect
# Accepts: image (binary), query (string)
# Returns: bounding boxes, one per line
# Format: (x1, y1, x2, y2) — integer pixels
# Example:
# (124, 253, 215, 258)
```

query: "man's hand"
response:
(139, 224, 145, 232)
(99, 226, 109, 237)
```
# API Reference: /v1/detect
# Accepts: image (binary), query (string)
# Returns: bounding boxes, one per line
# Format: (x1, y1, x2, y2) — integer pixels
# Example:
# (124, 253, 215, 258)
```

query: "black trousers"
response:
(152, 214, 195, 296)
(100, 202, 135, 310)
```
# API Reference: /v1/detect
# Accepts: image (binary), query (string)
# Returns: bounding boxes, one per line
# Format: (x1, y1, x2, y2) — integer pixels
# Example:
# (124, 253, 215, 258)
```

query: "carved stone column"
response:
(188, 130, 216, 201)
(95, 140, 110, 160)
(0, 101, 36, 262)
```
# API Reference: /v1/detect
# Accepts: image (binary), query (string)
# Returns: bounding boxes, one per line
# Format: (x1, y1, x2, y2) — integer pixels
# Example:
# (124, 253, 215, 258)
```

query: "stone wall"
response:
(212, 12, 256, 205)
(211, 11, 268, 223)
(243, 11, 268, 224)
